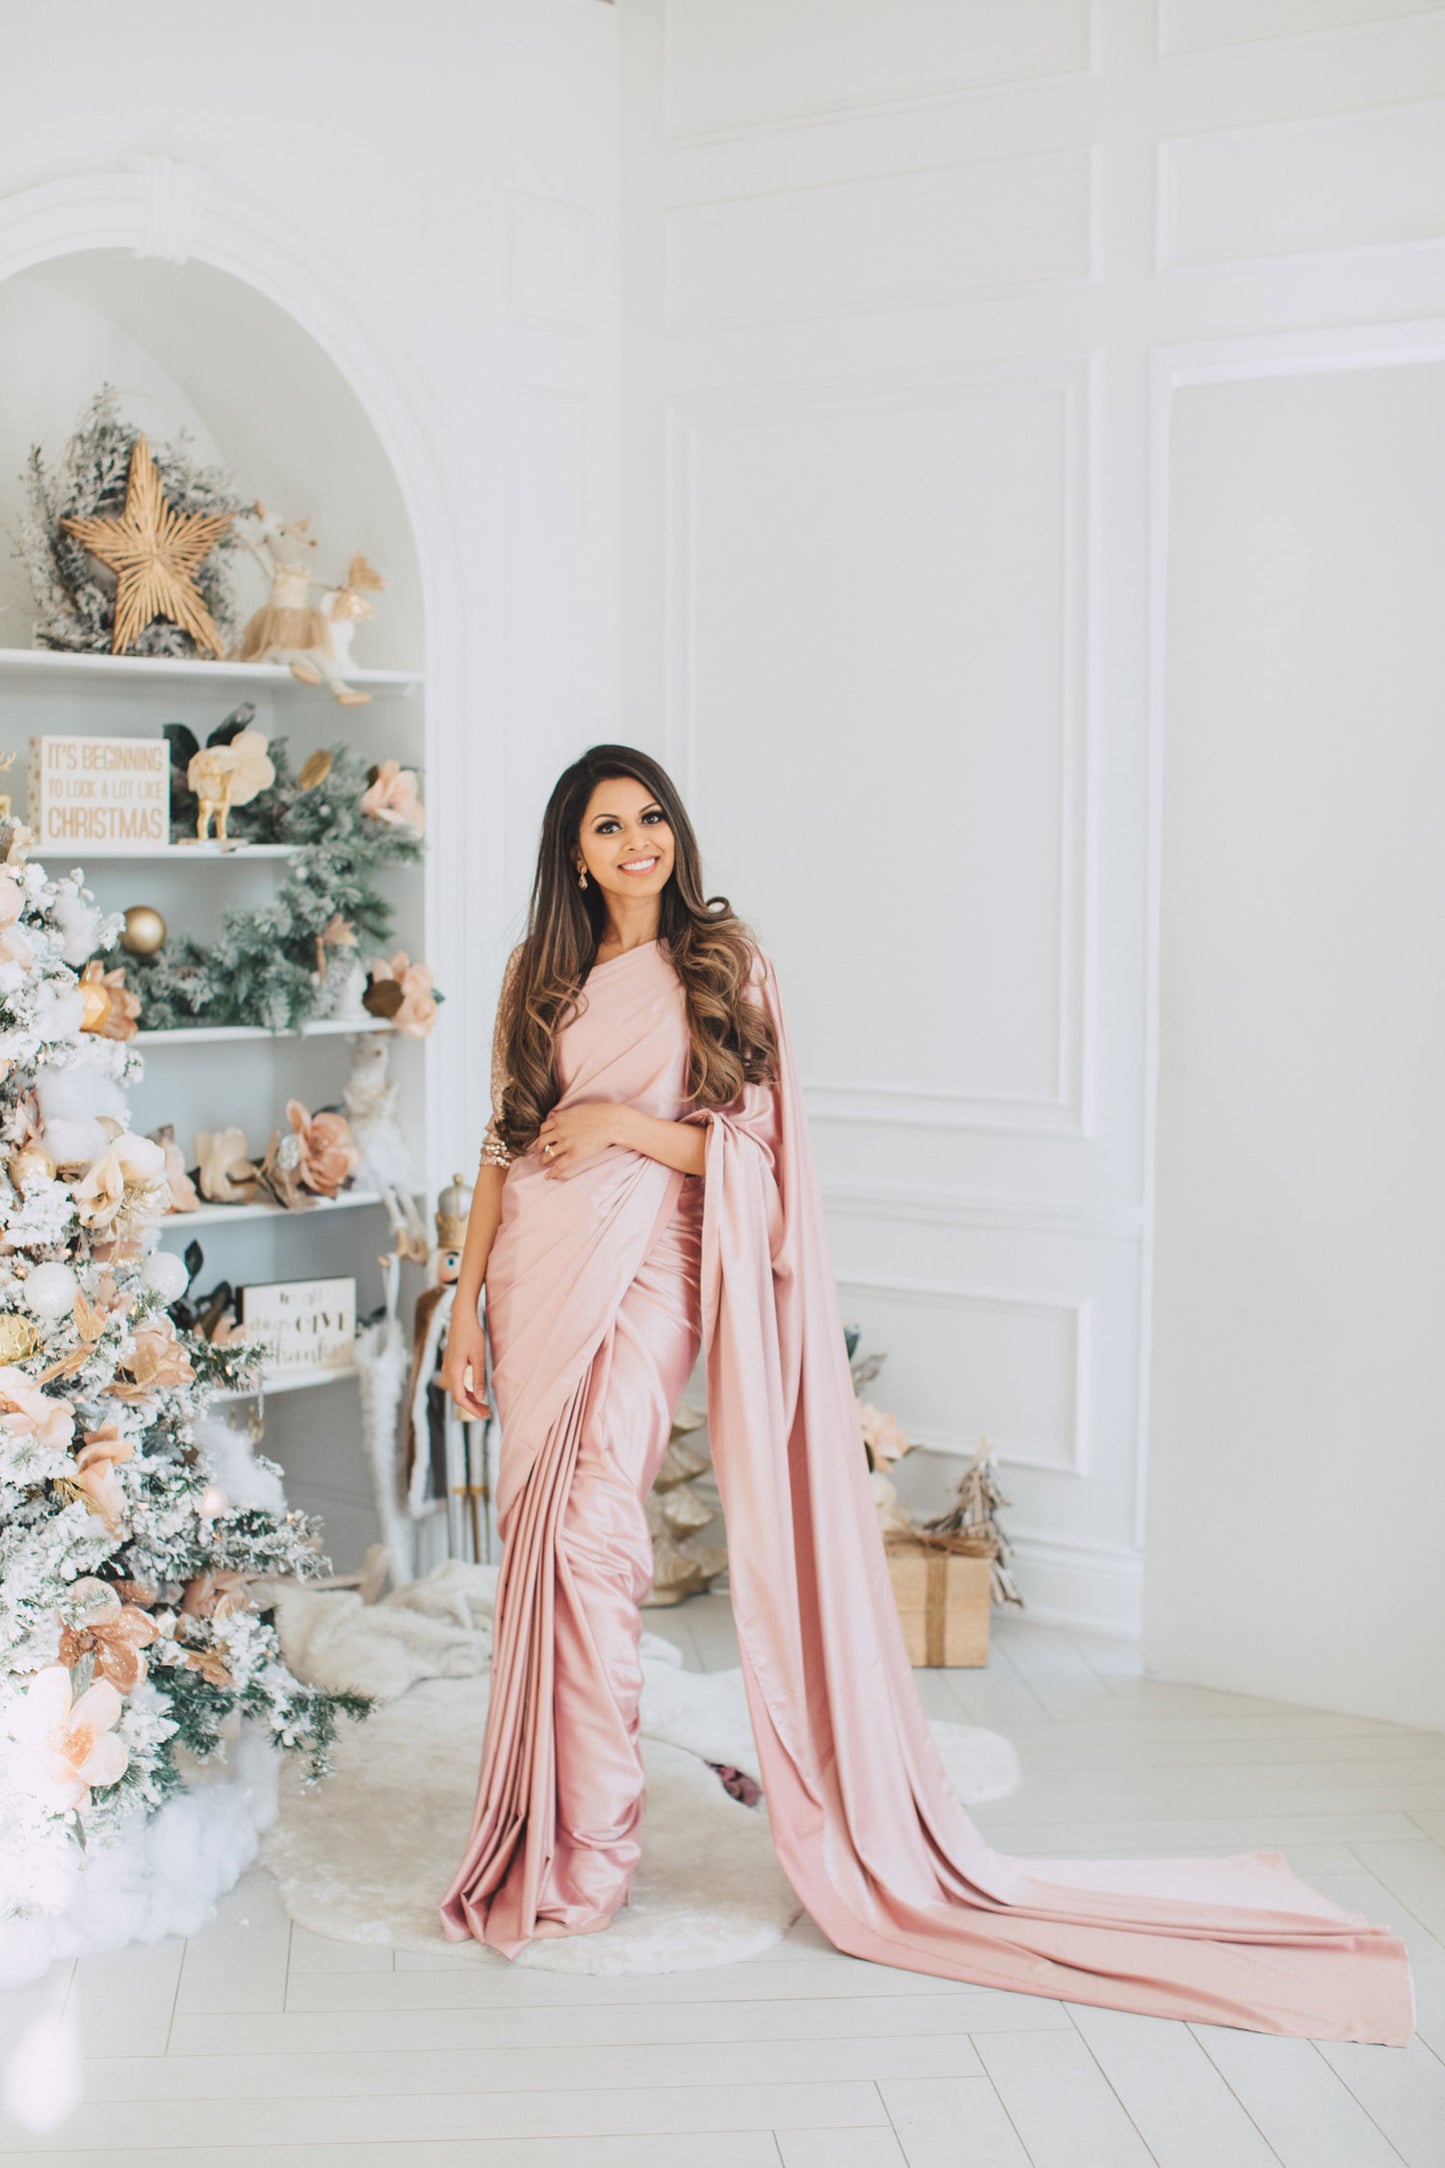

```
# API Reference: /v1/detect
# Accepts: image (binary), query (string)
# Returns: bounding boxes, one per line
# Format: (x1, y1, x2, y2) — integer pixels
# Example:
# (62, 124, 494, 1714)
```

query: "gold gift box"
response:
(885, 1537, 992, 1667)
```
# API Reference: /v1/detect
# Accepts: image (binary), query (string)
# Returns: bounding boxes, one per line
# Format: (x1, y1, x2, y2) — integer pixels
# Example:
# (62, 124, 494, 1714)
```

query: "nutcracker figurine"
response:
(404, 1173, 495, 1561)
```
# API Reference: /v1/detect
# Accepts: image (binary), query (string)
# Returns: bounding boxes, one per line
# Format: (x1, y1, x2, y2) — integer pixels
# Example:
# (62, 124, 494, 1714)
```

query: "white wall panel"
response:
(836, 1276, 1088, 1477)
(667, 363, 1089, 1136)
(826, 1184, 1145, 1625)
(1158, 0, 1442, 58)
(663, 0, 1097, 141)
(1159, 98, 1445, 269)
(664, 150, 1097, 331)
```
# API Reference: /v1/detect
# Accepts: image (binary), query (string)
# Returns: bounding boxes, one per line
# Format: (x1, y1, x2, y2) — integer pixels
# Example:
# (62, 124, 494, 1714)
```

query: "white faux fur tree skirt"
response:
(261, 1562, 1021, 1977)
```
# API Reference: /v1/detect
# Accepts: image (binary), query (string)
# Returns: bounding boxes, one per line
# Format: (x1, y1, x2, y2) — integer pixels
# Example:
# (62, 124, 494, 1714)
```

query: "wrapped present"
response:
(885, 1533, 993, 1667)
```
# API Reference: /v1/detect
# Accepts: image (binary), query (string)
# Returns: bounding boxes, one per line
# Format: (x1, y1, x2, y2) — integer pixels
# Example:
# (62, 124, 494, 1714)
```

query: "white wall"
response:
(0, 0, 622, 1173)
(1137, 0, 1445, 1723)
(1145, 347, 1445, 1729)
(616, 0, 1445, 1640)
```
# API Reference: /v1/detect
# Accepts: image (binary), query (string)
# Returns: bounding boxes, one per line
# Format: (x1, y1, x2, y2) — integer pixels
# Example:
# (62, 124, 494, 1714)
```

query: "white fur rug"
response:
(261, 1562, 1021, 1976)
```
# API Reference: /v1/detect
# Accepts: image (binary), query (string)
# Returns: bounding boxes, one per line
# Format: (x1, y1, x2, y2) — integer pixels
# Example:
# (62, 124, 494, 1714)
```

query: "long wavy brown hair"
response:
(492, 746, 777, 1156)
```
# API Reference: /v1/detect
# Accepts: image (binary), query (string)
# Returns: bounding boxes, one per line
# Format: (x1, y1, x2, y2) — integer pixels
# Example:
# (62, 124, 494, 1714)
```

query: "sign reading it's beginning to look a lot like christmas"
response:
(26, 735, 170, 852)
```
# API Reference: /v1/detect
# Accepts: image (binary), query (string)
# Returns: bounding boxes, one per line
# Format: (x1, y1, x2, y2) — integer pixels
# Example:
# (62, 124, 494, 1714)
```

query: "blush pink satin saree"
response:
(442, 939, 1414, 2045)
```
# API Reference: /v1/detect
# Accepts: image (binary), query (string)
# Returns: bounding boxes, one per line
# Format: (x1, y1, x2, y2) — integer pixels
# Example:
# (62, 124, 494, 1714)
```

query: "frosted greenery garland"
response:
(0, 855, 366, 1924)
(117, 724, 428, 1033)
(19, 388, 250, 658)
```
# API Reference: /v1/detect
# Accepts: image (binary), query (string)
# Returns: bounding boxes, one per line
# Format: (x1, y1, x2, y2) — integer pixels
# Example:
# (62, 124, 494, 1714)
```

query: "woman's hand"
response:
(441, 1296, 491, 1419)
(534, 1102, 625, 1178)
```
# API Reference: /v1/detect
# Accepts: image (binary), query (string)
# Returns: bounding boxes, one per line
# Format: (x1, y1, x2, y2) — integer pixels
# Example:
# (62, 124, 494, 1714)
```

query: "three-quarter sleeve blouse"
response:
(479, 944, 524, 1170)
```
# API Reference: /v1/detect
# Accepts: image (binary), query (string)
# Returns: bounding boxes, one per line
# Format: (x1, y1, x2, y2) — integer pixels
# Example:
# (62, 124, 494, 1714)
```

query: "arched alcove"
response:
(0, 251, 424, 664)
(0, 178, 462, 1574)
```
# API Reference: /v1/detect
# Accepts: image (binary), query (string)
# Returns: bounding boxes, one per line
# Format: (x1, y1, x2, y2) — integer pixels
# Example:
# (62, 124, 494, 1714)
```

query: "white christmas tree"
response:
(0, 847, 362, 1979)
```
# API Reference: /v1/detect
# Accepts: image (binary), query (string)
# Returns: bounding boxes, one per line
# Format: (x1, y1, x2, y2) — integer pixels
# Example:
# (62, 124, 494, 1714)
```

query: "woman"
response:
(439, 745, 1413, 2044)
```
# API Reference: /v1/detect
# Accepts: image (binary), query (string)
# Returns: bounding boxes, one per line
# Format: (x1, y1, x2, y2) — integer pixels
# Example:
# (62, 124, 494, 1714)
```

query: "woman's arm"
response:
(440, 1162, 504, 1419)
(535, 1100, 706, 1179)
(616, 1105, 707, 1177)
(452, 1161, 506, 1312)
(442, 947, 523, 1417)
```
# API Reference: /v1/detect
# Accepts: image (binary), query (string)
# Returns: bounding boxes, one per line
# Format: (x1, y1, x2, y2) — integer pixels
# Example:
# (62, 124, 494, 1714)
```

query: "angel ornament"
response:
(187, 727, 274, 845)
(320, 554, 384, 678)
(234, 506, 376, 707)
(343, 1034, 427, 1260)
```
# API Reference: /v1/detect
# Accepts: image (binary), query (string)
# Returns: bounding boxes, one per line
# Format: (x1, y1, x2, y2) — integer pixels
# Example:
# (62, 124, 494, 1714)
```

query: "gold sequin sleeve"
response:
(479, 946, 524, 1170)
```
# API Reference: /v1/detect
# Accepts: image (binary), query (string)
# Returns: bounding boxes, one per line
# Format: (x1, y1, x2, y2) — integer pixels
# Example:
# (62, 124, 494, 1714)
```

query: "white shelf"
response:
(135, 1017, 391, 1047)
(214, 1360, 359, 1403)
(32, 842, 300, 863)
(158, 1190, 387, 1231)
(0, 646, 422, 692)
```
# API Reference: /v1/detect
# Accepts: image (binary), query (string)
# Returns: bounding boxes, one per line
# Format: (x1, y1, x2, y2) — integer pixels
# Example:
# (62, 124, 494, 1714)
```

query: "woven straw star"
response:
(61, 434, 235, 657)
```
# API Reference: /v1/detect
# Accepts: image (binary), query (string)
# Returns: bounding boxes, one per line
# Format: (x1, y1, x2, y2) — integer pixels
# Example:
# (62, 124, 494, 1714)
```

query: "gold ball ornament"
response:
(8, 1145, 56, 1191)
(0, 1312, 41, 1361)
(120, 905, 167, 956)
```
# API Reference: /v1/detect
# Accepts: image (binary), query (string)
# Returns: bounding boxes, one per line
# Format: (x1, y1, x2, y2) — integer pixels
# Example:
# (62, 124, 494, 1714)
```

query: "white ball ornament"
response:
(23, 1262, 78, 1322)
(140, 1250, 189, 1303)
(197, 1483, 229, 1521)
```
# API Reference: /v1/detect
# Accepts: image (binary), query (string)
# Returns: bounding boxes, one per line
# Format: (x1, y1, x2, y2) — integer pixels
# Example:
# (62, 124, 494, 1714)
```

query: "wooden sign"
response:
(240, 1276, 357, 1380)
(26, 735, 170, 852)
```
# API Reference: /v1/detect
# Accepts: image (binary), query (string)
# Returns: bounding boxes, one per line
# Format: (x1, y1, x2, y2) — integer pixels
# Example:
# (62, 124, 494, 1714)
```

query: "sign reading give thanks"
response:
(240, 1276, 357, 1379)
(27, 735, 170, 850)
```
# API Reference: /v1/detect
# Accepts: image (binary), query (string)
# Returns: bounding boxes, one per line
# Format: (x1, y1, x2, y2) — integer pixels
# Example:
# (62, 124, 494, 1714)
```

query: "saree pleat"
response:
(441, 939, 1415, 2045)
(441, 946, 694, 1952)
(442, 1364, 587, 1952)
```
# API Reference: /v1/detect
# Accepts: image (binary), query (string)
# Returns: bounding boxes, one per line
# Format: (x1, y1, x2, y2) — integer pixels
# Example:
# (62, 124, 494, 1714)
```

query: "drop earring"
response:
(577, 863, 588, 890)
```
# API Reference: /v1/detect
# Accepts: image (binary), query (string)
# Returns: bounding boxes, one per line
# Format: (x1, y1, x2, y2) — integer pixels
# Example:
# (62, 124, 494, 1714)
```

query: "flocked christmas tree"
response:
(0, 843, 363, 1954)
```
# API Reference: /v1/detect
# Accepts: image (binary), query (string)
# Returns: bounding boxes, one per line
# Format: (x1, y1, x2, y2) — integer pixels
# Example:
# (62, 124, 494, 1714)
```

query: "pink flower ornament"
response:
(7, 1664, 128, 1812)
(285, 1100, 361, 1197)
(0, 1366, 75, 1456)
(58, 1577, 158, 1692)
(360, 759, 425, 834)
(858, 1401, 913, 1471)
(67, 1424, 135, 1529)
(368, 950, 437, 1038)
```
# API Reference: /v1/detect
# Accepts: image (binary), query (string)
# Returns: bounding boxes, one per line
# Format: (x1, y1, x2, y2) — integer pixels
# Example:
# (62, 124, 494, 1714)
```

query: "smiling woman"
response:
(432, 743, 1413, 2045)
(536, 773, 706, 1180)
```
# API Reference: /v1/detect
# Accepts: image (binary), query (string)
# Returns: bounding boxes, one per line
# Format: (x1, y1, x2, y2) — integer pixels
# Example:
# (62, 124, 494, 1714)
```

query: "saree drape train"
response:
(440, 940, 1414, 2045)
